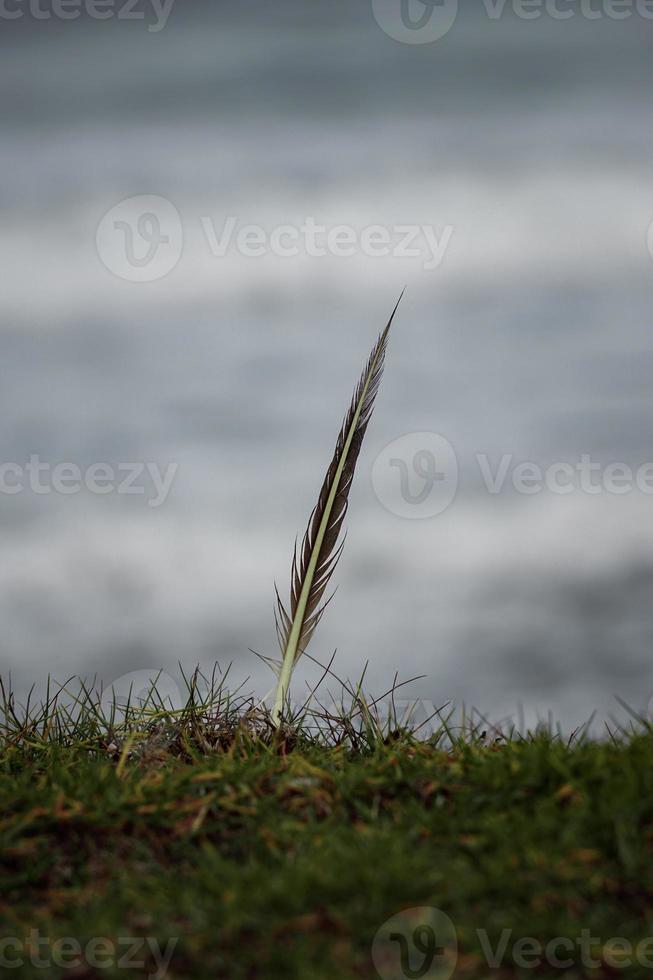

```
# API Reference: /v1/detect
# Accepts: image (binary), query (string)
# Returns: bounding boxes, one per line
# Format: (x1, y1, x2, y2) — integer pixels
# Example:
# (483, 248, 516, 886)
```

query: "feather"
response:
(271, 294, 403, 725)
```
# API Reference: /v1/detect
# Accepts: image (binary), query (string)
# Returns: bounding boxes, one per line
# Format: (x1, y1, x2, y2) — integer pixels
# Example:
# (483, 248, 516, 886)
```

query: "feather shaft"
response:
(271, 296, 402, 726)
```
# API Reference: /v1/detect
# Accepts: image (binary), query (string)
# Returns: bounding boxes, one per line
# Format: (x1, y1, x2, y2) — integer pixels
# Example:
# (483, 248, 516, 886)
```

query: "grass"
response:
(2, 673, 653, 979)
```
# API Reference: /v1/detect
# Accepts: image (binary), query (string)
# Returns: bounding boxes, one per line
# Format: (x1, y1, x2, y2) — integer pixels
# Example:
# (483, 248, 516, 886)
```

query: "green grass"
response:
(2, 676, 653, 979)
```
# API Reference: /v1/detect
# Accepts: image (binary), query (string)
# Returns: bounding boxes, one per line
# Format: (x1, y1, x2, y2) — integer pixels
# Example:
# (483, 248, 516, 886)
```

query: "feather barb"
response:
(271, 295, 402, 726)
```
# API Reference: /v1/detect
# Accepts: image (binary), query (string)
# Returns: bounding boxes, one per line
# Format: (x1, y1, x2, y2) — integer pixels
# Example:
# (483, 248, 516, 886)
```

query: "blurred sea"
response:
(2, 1, 653, 727)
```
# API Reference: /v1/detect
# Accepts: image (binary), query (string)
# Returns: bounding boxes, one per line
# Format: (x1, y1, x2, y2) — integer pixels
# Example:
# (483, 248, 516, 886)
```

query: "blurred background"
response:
(2, 0, 653, 729)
